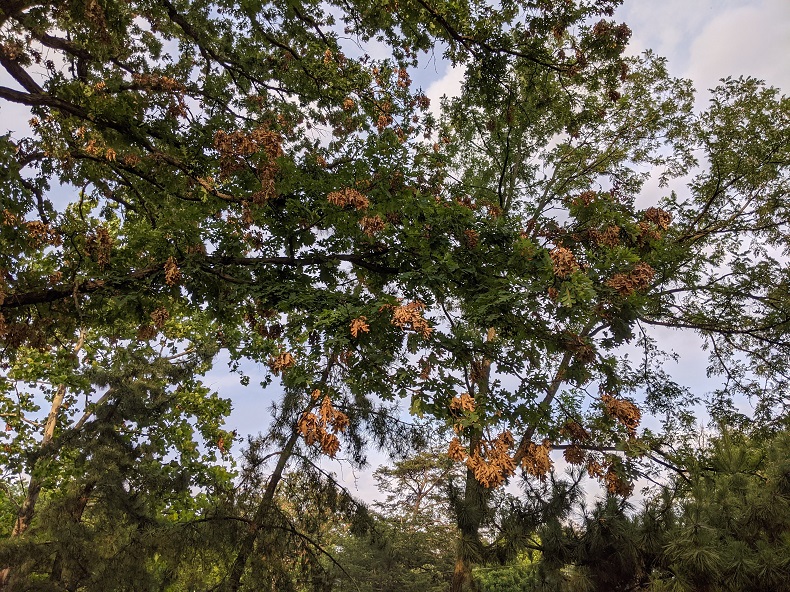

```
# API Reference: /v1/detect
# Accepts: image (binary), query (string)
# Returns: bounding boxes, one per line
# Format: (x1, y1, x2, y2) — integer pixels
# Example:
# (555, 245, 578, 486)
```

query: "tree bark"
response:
(450, 449, 486, 592)
(450, 329, 495, 592)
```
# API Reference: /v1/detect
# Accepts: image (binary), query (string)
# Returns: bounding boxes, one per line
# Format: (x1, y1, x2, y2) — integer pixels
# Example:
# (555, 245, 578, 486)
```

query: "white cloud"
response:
(619, 0, 789, 102)
(424, 62, 465, 120)
(685, 0, 790, 100)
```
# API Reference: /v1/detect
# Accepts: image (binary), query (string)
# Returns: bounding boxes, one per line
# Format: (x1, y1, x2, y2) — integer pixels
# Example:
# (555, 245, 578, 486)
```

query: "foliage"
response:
(327, 450, 459, 592)
(525, 427, 790, 592)
(475, 555, 539, 592)
(0, 0, 789, 590)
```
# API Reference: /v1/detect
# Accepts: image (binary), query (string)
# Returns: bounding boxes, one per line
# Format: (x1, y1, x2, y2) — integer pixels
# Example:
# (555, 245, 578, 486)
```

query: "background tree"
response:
(329, 450, 460, 592)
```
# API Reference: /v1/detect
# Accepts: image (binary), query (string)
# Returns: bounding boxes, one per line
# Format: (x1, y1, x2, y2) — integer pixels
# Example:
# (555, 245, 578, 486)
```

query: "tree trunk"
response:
(0, 332, 85, 590)
(223, 359, 334, 591)
(222, 426, 301, 592)
(450, 459, 486, 592)
(450, 329, 496, 592)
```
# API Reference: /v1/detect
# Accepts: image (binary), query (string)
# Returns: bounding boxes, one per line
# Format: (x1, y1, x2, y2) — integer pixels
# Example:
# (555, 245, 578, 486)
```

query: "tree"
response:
(524, 426, 790, 592)
(402, 46, 790, 592)
(329, 450, 460, 592)
(1, 0, 790, 590)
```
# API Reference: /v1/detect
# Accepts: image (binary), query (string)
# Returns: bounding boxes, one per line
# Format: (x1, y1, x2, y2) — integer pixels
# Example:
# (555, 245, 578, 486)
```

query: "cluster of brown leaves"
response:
(463, 228, 479, 248)
(601, 394, 641, 437)
(359, 215, 385, 236)
(131, 72, 185, 93)
(136, 324, 158, 341)
(214, 126, 283, 202)
(521, 439, 553, 480)
(574, 190, 598, 207)
(560, 420, 590, 442)
(419, 357, 432, 380)
(562, 332, 596, 365)
(84, 0, 109, 38)
(25, 220, 61, 248)
(122, 153, 141, 167)
(396, 67, 411, 89)
(563, 444, 587, 465)
(385, 300, 432, 338)
(327, 188, 370, 210)
(269, 351, 295, 375)
(164, 256, 181, 286)
(603, 466, 633, 496)
(82, 137, 103, 157)
(606, 262, 655, 296)
(447, 437, 467, 461)
(376, 114, 393, 131)
(550, 246, 579, 278)
(589, 224, 620, 247)
(415, 94, 431, 110)
(451, 432, 517, 488)
(150, 307, 170, 330)
(638, 221, 662, 242)
(131, 73, 187, 117)
(643, 207, 672, 230)
(1, 39, 27, 61)
(586, 456, 633, 496)
(86, 226, 112, 268)
(242, 305, 283, 338)
(349, 316, 370, 338)
(0, 314, 51, 349)
(298, 392, 350, 458)
(450, 392, 476, 413)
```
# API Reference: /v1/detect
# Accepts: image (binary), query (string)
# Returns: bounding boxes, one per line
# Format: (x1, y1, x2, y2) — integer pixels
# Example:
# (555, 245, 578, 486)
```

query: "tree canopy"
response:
(1, 0, 789, 590)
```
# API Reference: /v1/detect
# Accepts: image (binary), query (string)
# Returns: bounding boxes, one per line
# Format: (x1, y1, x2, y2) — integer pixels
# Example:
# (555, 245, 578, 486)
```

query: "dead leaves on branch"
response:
(606, 262, 655, 296)
(85, 226, 112, 268)
(327, 188, 369, 210)
(150, 307, 169, 330)
(586, 455, 633, 496)
(550, 246, 579, 278)
(563, 444, 587, 465)
(349, 316, 370, 338)
(164, 256, 181, 286)
(520, 439, 553, 481)
(298, 391, 349, 458)
(588, 224, 621, 247)
(359, 215, 386, 236)
(269, 351, 295, 375)
(447, 432, 554, 489)
(213, 126, 283, 203)
(384, 300, 432, 338)
(449, 392, 476, 413)
(349, 301, 432, 342)
(444, 411, 636, 495)
(643, 207, 672, 230)
(601, 393, 641, 437)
